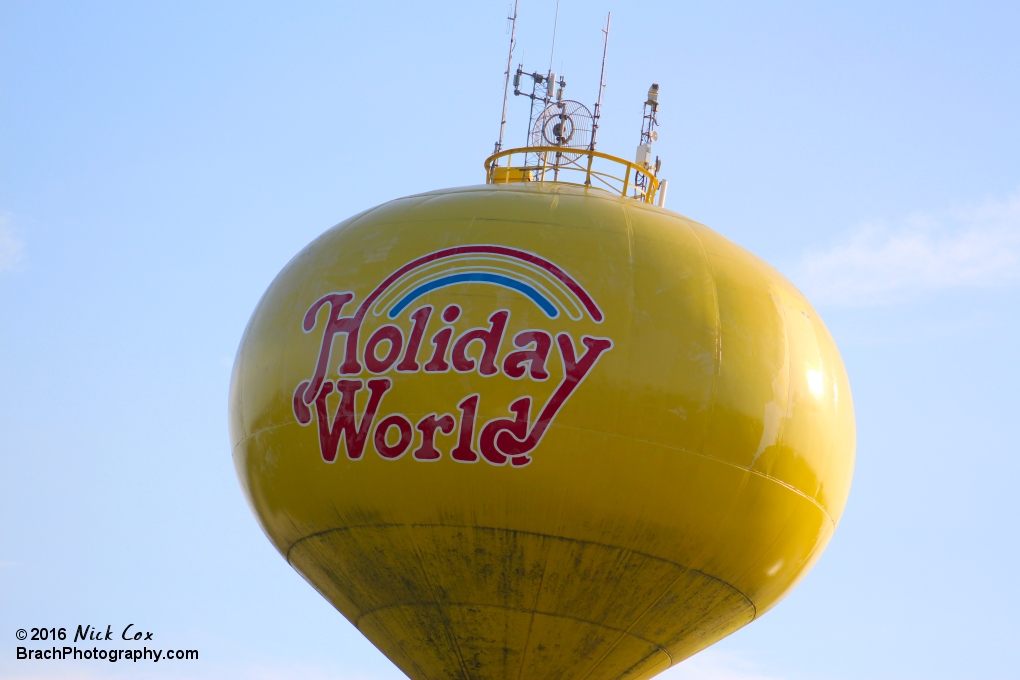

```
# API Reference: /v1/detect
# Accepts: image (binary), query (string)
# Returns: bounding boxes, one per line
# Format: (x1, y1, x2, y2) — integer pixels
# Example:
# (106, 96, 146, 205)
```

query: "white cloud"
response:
(794, 191, 1020, 306)
(659, 650, 785, 680)
(0, 215, 25, 272)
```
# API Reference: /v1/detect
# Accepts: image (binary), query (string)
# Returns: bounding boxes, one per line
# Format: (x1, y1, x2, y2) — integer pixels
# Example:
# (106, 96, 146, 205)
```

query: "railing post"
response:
(485, 147, 661, 197)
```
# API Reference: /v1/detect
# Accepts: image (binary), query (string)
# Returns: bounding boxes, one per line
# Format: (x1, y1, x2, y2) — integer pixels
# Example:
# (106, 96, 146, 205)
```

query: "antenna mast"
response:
(634, 83, 661, 194)
(486, 7, 664, 205)
(495, 0, 520, 154)
(548, 0, 560, 74)
(590, 12, 610, 151)
(513, 1, 567, 152)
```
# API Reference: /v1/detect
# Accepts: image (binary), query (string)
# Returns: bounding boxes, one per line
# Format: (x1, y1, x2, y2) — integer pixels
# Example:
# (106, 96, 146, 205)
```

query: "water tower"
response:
(230, 7, 854, 679)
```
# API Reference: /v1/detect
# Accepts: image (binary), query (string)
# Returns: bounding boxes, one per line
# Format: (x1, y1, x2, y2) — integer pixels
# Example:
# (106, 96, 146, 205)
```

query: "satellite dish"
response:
(530, 100, 593, 163)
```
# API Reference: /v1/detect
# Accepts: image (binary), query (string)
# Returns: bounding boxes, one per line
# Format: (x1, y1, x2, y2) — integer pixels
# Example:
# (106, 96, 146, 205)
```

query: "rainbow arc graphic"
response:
(363, 245, 603, 322)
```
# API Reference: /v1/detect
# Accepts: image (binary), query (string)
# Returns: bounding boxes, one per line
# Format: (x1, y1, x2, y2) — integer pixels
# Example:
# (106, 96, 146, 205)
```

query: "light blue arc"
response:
(387, 272, 559, 319)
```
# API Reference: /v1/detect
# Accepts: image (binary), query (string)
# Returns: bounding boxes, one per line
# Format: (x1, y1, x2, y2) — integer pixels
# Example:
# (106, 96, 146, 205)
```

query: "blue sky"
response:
(1, 2, 1018, 679)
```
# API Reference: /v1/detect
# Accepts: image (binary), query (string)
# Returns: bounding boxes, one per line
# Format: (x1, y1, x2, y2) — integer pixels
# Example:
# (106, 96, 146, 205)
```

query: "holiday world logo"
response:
(292, 245, 612, 467)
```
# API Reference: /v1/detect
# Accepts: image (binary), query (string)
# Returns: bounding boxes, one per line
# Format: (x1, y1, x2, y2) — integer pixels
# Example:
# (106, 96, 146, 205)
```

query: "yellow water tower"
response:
(230, 13, 854, 680)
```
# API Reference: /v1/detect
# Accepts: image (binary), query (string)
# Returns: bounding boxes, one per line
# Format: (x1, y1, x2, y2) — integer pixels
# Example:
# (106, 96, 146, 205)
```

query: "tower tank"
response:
(229, 25, 854, 680)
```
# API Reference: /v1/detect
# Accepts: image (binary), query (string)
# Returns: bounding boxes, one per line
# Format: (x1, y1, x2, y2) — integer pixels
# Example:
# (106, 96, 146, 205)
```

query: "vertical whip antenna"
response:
(508, 0, 567, 151)
(590, 12, 610, 151)
(548, 0, 560, 76)
(495, 0, 520, 154)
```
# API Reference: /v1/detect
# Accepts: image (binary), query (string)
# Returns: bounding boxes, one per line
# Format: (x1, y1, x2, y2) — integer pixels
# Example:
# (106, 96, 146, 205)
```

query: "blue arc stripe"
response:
(388, 273, 559, 319)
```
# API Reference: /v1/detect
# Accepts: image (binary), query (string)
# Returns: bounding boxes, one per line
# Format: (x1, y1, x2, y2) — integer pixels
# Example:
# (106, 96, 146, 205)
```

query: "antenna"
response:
(590, 12, 610, 151)
(487, 8, 666, 205)
(634, 83, 661, 194)
(638, 83, 661, 154)
(509, 1, 571, 153)
(515, 67, 560, 150)
(495, 0, 520, 154)
(548, 0, 561, 75)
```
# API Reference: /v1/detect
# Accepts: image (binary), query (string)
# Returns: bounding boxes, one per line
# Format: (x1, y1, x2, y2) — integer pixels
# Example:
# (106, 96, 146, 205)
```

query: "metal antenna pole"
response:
(548, 0, 560, 77)
(526, 70, 541, 145)
(544, 0, 562, 179)
(495, 0, 519, 154)
(590, 12, 610, 151)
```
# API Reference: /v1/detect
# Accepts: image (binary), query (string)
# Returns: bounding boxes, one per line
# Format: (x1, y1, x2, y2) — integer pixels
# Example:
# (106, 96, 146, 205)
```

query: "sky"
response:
(1, 1, 1018, 679)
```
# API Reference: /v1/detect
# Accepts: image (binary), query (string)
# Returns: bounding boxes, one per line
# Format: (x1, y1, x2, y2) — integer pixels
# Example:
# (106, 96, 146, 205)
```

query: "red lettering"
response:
(442, 305, 461, 323)
(479, 397, 532, 466)
(374, 414, 413, 459)
(451, 310, 509, 376)
(365, 325, 404, 373)
(477, 334, 613, 466)
(396, 306, 432, 372)
(300, 293, 357, 406)
(451, 394, 480, 462)
(314, 378, 392, 462)
(293, 380, 313, 424)
(424, 328, 453, 372)
(413, 413, 455, 461)
(502, 330, 552, 380)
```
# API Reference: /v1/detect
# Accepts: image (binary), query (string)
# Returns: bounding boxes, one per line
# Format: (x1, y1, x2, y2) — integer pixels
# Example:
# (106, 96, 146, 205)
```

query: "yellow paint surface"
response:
(230, 183, 855, 680)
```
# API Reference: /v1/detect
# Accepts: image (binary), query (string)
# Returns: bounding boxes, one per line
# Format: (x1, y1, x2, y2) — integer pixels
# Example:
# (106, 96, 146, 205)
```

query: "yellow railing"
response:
(484, 146, 660, 204)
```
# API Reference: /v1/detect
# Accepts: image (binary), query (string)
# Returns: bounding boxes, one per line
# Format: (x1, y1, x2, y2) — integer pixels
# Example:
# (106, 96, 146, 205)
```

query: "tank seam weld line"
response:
(286, 523, 755, 616)
(400, 183, 656, 209)
(575, 523, 704, 680)
(234, 424, 836, 530)
(353, 600, 673, 657)
(515, 536, 551, 680)
(401, 522, 474, 680)
(568, 203, 660, 680)
(551, 422, 836, 527)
